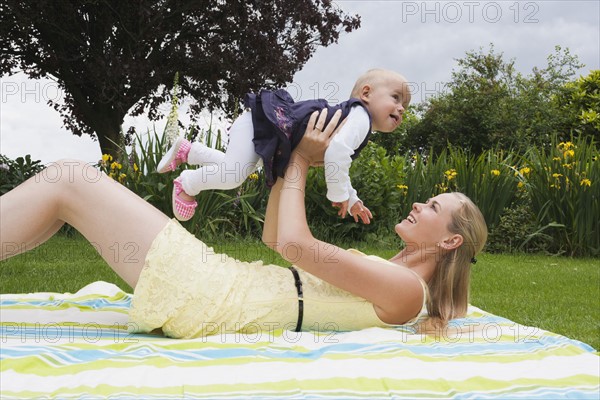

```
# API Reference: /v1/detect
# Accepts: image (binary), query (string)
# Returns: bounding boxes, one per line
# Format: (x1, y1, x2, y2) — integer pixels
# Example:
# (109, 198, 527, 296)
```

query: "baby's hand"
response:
(331, 200, 349, 218)
(350, 202, 373, 224)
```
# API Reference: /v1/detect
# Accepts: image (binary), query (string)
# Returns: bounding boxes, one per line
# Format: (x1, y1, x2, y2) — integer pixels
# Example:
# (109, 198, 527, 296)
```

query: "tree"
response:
(0, 0, 360, 157)
(404, 45, 584, 155)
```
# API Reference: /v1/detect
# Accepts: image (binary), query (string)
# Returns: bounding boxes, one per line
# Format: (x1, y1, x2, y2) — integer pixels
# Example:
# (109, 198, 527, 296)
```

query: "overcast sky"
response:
(1, 0, 598, 165)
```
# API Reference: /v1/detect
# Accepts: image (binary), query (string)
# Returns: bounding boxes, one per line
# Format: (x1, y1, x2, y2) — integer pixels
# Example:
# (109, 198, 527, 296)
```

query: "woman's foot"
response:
(157, 137, 192, 173)
(172, 178, 197, 221)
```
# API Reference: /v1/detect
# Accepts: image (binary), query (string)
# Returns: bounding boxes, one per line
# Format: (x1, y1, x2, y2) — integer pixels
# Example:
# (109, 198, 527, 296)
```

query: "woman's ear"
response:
(359, 85, 372, 104)
(440, 234, 463, 250)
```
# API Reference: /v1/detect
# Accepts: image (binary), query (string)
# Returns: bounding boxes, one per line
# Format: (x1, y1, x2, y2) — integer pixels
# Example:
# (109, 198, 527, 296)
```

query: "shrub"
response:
(486, 192, 553, 254)
(0, 154, 45, 195)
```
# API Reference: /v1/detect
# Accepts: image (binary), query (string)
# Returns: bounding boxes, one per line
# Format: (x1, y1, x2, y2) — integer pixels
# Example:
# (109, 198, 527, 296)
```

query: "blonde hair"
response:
(350, 68, 408, 98)
(418, 193, 488, 333)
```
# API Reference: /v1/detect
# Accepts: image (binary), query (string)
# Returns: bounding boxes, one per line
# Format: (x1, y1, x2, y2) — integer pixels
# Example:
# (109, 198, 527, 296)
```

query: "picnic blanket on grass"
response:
(1, 281, 598, 399)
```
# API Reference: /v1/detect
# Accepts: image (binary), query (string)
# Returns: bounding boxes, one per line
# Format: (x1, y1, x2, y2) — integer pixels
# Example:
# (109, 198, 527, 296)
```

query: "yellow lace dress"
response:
(129, 219, 428, 339)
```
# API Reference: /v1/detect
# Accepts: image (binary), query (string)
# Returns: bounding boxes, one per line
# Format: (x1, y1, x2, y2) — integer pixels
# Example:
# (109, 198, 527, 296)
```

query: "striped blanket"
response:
(1, 281, 598, 399)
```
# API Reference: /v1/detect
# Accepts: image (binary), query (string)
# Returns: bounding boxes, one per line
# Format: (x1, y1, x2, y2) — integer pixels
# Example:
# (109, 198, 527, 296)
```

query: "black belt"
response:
(289, 267, 304, 332)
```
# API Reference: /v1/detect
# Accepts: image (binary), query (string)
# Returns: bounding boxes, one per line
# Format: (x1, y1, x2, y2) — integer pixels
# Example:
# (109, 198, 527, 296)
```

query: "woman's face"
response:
(395, 193, 462, 247)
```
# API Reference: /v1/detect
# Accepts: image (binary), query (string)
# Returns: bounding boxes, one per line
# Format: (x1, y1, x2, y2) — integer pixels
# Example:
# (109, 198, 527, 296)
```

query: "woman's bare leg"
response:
(0, 159, 170, 288)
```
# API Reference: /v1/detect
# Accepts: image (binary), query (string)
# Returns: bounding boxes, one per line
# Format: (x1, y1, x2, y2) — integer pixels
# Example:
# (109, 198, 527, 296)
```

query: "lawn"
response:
(1, 233, 598, 350)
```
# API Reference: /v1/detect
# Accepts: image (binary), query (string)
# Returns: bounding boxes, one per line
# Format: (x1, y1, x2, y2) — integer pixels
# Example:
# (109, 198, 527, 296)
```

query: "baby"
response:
(158, 68, 411, 222)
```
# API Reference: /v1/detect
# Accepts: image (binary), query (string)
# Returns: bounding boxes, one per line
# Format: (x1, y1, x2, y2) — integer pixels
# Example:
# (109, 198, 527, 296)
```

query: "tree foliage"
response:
(0, 0, 360, 156)
(558, 70, 600, 140)
(404, 45, 588, 155)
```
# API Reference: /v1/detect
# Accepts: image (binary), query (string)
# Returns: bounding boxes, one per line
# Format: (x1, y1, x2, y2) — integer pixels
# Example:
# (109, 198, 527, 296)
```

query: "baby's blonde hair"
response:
(350, 68, 408, 98)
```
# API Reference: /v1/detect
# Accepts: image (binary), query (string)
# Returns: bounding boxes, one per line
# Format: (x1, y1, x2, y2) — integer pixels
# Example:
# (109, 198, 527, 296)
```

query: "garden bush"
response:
(486, 192, 553, 254)
(0, 154, 45, 195)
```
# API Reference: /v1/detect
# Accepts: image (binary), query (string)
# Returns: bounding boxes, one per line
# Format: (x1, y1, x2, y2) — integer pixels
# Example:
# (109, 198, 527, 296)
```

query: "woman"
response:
(0, 109, 487, 338)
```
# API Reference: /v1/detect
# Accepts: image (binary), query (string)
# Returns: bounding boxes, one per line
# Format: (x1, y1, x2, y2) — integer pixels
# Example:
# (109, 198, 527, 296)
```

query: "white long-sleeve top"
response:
(324, 105, 371, 214)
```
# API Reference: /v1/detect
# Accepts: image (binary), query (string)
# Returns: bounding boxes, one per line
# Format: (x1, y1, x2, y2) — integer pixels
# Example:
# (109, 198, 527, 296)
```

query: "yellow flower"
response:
(517, 181, 525, 189)
(552, 173, 563, 178)
(563, 149, 575, 158)
(580, 178, 591, 187)
(436, 183, 448, 193)
(490, 169, 500, 176)
(100, 154, 113, 168)
(444, 169, 457, 180)
(563, 163, 573, 169)
(552, 157, 561, 161)
(133, 163, 139, 173)
(118, 173, 127, 183)
(396, 184, 409, 195)
(520, 167, 531, 175)
(249, 173, 259, 181)
(110, 162, 122, 170)
(558, 141, 575, 151)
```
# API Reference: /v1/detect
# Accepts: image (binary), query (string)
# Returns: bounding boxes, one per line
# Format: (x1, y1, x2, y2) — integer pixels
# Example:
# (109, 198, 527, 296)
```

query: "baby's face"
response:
(363, 76, 411, 133)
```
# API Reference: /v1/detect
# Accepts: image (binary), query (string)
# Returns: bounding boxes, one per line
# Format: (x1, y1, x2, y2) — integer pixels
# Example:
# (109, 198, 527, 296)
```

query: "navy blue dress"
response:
(244, 89, 373, 187)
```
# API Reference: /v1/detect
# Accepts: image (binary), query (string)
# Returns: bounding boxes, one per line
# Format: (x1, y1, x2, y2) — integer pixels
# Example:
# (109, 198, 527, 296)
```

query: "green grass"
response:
(0, 235, 133, 294)
(1, 234, 598, 350)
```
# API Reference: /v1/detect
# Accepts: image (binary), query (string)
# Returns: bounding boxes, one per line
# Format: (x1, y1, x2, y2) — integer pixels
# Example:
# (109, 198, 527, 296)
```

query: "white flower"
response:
(164, 106, 179, 146)
(164, 72, 181, 146)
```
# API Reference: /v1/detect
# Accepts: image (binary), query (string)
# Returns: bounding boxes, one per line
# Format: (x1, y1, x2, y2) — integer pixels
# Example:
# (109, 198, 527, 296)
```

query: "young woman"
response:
(0, 109, 487, 338)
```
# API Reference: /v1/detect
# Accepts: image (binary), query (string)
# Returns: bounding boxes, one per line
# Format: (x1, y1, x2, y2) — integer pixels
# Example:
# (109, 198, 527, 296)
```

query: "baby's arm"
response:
(332, 185, 361, 217)
(347, 184, 373, 224)
(325, 105, 370, 218)
(324, 105, 370, 200)
(332, 185, 373, 224)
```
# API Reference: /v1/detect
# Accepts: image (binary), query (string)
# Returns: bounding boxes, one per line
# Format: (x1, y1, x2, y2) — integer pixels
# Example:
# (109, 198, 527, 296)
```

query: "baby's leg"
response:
(180, 112, 260, 195)
(0, 160, 170, 288)
(186, 142, 225, 166)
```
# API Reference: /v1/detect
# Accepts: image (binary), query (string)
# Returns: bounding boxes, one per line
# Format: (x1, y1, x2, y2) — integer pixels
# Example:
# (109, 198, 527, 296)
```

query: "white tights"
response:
(180, 112, 261, 196)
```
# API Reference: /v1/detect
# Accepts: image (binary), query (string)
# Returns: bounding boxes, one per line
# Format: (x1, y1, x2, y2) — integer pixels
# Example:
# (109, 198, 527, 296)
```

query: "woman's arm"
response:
(276, 111, 424, 325)
(261, 178, 283, 252)
(262, 108, 347, 251)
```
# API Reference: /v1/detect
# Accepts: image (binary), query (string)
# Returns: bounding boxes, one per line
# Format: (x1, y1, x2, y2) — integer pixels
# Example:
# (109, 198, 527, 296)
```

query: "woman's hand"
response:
(294, 108, 342, 166)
